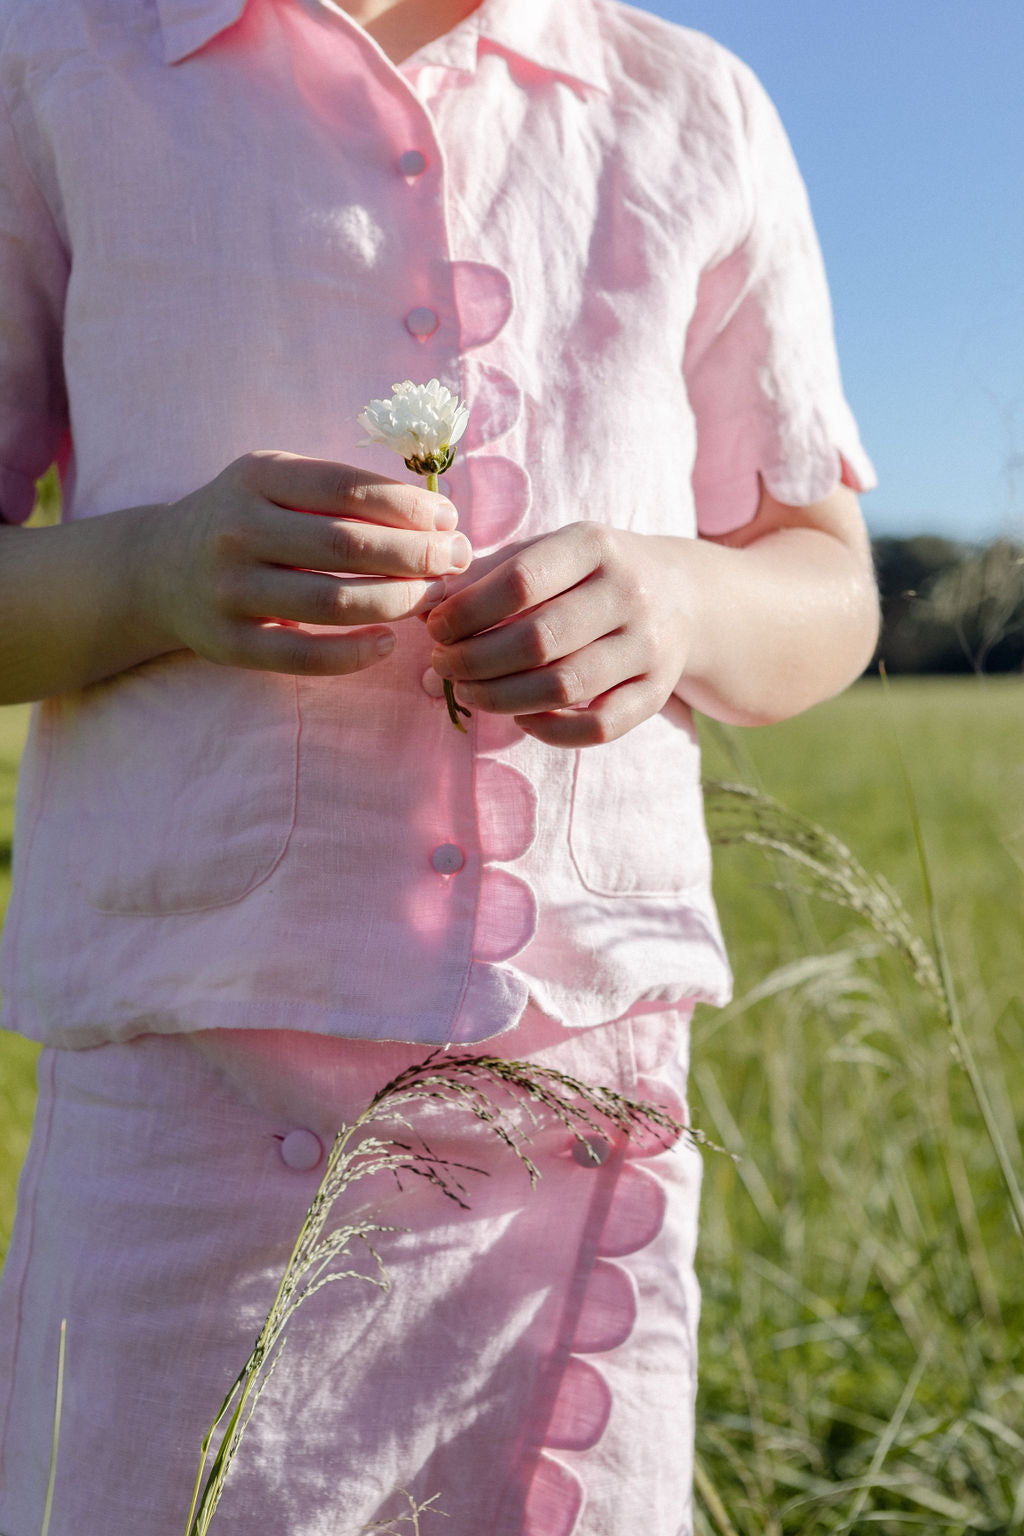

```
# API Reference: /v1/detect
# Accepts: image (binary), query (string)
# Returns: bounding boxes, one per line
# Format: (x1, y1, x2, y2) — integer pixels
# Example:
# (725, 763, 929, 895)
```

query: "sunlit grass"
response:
(693, 678, 1024, 1532)
(0, 702, 37, 1253)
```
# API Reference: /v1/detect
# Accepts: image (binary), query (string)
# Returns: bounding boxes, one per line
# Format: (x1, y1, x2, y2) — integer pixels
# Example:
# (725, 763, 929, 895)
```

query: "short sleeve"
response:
(0, 75, 68, 525)
(683, 59, 875, 537)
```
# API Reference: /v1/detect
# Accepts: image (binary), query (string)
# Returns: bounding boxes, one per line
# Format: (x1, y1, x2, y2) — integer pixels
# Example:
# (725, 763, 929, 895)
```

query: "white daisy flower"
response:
(357, 378, 470, 477)
(356, 379, 473, 733)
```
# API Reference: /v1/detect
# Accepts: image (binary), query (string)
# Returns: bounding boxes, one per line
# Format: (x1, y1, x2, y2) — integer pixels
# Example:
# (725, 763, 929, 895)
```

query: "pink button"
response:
(431, 843, 465, 875)
(405, 306, 439, 338)
(572, 1134, 611, 1167)
(280, 1128, 324, 1172)
(397, 149, 428, 177)
(420, 667, 445, 698)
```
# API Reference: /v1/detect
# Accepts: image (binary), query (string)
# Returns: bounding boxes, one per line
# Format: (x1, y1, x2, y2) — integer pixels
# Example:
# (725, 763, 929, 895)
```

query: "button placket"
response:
(389, 108, 443, 346)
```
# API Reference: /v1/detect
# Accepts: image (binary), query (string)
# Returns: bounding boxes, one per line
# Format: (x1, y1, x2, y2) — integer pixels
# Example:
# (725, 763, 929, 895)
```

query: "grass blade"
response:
(878, 666, 1024, 1241)
(39, 1318, 66, 1536)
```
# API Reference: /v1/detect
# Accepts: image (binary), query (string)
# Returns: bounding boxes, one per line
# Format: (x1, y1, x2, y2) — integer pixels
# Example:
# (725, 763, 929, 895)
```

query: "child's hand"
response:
(425, 523, 693, 748)
(154, 451, 472, 675)
(425, 485, 878, 745)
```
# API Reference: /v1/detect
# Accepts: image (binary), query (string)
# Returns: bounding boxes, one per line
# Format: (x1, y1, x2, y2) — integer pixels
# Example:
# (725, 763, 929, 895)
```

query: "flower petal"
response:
(357, 381, 470, 462)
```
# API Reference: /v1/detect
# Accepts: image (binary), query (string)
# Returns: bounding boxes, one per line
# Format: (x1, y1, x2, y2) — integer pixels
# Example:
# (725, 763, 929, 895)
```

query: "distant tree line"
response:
(870, 536, 1024, 674)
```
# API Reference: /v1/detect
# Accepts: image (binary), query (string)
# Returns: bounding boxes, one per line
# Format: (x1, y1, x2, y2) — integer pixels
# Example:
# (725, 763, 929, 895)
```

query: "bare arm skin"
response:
(0, 451, 471, 705)
(426, 481, 879, 744)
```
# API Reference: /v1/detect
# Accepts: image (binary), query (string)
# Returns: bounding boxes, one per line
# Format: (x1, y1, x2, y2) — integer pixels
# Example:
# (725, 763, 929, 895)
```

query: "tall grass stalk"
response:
(829, 1344, 931, 1536)
(39, 1319, 66, 1536)
(185, 1050, 695, 1536)
(361, 1490, 448, 1533)
(700, 770, 1023, 1531)
(878, 671, 1024, 1240)
(704, 782, 940, 1002)
(705, 776, 1024, 1245)
(694, 1454, 743, 1536)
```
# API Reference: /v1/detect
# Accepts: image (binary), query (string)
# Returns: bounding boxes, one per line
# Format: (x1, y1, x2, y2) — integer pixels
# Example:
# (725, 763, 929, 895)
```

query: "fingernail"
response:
(424, 579, 447, 604)
(375, 634, 396, 657)
(448, 533, 472, 570)
(431, 648, 452, 677)
(428, 611, 453, 644)
(433, 502, 458, 531)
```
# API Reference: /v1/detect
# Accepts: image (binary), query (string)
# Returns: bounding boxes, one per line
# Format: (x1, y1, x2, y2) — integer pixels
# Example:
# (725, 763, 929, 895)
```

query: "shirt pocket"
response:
(60, 655, 300, 915)
(566, 706, 710, 898)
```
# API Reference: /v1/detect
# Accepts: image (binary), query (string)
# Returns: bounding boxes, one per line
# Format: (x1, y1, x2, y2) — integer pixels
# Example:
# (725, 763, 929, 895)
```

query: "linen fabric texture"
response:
(0, 1006, 702, 1536)
(0, 0, 874, 1049)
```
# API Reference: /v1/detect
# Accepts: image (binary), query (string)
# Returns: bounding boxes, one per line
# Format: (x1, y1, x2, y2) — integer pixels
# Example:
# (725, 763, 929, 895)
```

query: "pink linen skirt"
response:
(0, 1004, 700, 1536)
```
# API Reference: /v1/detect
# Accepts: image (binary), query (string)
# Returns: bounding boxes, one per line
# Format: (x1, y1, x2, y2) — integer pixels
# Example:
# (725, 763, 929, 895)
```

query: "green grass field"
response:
(1, 678, 1021, 1533)
(695, 679, 1024, 1533)
(0, 703, 39, 1254)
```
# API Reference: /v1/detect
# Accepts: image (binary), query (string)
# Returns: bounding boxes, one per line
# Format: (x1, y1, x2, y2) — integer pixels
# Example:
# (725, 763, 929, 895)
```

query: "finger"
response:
(426, 523, 607, 645)
(233, 567, 447, 627)
(450, 632, 641, 716)
(244, 504, 472, 581)
(426, 537, 533, 597)
(220, 620, 399, 677)
(237, 450, 458, 531)
(515, 677, 668, 748)
(430, 577, 621, 683)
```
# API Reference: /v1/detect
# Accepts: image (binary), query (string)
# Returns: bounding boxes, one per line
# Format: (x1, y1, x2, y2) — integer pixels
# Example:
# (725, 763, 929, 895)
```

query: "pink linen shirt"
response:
(0, 0, 874, 1049)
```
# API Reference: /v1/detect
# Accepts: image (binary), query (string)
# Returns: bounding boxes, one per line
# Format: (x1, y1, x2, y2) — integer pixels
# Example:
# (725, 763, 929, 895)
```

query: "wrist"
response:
(121, 502, 187, 662)
(641, 533, 707, 691)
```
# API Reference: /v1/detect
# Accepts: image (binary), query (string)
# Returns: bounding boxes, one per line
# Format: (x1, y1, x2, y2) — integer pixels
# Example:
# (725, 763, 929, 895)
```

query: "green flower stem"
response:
(426, 470, 471, 734)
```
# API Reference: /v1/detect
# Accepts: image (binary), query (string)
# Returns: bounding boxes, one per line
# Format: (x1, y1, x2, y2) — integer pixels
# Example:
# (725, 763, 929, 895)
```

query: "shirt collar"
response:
(156, 0, 248, 64)
(156, 0, 608, 94)
(413, 0, 608, 94)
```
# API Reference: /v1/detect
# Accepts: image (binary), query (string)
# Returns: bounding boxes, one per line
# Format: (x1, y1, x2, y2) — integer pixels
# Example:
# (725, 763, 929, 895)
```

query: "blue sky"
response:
(641, 0, 1024, 542)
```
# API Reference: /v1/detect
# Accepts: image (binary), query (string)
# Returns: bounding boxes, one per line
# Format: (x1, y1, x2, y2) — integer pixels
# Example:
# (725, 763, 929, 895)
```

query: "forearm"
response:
(0, 454, 470, 705)
(672, 520, 879, 727)
(0, 506, 176, 704)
